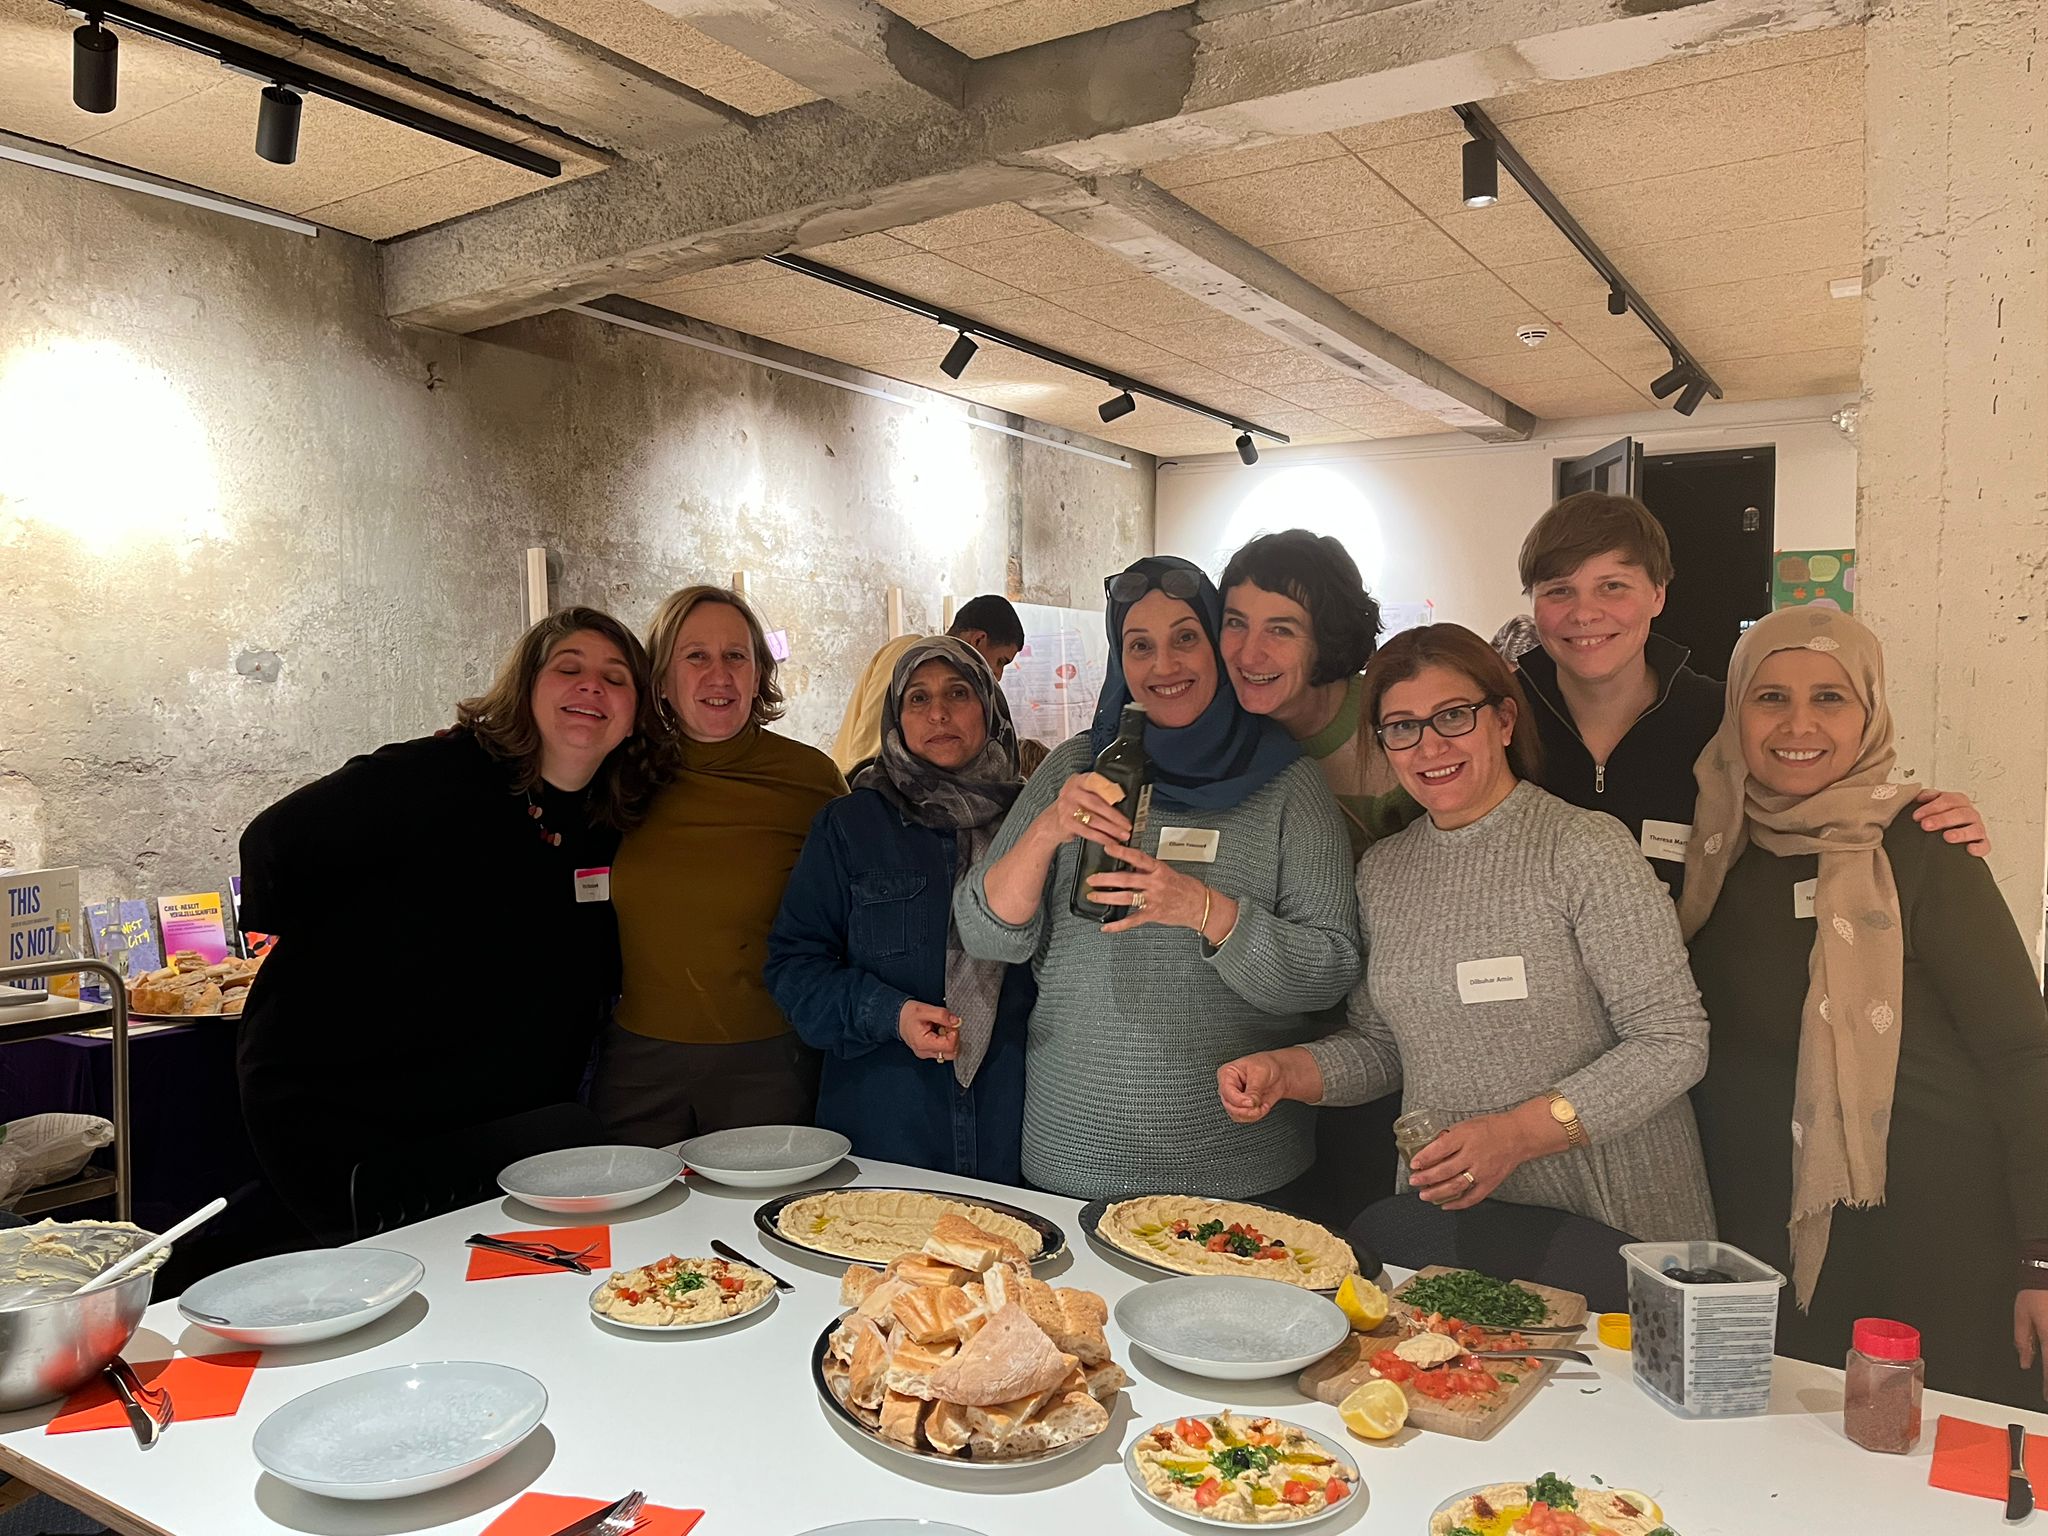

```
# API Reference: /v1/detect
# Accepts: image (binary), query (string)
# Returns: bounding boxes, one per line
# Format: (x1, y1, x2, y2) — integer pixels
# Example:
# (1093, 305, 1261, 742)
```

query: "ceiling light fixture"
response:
(1607, 288, 1628, 317)
(72, 19, 118, 113)
(1673, 379, 1709, 417)
(1648, 359, 1692, 400)
(1461, 136, 1499, 208)
(1098, 391, 1136, 423)
(1235, 433, 1258, 466)
(255, 84, 302, 166)
(939, 331, 978, 380)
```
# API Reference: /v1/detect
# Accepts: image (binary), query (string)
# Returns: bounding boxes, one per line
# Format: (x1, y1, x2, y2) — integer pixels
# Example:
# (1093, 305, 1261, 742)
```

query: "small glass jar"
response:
(1843, 1318, 1923, 1453)
(1393, 1108, 1444, 1167)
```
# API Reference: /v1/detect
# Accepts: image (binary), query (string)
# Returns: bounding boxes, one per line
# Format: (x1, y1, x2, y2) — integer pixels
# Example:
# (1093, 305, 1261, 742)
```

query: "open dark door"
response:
(1555, 437, 1642, 499)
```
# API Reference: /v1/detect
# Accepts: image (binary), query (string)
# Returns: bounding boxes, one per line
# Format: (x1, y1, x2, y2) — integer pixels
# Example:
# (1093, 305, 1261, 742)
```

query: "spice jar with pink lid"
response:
(1843, 1318, 1923, 1453)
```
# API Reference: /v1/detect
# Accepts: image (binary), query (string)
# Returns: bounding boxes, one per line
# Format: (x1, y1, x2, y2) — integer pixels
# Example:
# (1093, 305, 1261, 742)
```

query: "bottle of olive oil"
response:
(1069, 703, 1153, 923)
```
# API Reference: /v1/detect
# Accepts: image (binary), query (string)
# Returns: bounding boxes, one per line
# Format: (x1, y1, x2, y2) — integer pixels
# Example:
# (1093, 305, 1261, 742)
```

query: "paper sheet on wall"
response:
(1381, 600, 1435, 637)
(1001, 603, 1110, 749)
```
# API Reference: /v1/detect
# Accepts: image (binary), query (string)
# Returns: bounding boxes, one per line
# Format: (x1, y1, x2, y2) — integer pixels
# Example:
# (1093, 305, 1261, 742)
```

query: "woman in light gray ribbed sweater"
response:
(1220, 624, 1713, 1243)
(957, 557, 1362, 1200)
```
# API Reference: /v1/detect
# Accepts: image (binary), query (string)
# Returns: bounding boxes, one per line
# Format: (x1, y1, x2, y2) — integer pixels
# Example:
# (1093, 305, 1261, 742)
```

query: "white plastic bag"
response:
(0, 1114, 115, 1206)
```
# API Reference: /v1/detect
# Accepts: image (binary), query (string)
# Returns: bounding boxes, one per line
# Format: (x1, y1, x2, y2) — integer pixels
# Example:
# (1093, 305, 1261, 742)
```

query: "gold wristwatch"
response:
(1547, 1091, 1586, 1150)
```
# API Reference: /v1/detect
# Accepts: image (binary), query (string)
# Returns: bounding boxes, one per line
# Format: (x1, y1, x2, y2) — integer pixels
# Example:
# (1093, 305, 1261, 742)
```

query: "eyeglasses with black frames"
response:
(1374, 696, 1505, 751)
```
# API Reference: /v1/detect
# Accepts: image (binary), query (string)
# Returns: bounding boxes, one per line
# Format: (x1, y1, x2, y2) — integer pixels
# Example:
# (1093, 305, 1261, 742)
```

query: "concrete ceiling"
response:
(0, 0, 1870, 455)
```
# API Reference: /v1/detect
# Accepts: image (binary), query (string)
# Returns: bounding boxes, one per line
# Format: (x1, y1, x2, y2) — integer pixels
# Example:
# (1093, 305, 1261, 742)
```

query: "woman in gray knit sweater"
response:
(957, 557, 1362, 1201)
(1219, 623, 1713, 1243)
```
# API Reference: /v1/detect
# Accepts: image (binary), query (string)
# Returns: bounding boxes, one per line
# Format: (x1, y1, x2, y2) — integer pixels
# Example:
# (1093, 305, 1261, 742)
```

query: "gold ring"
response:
(1075, 809, 1092, 827)
(1131, 893, 1146, 912)
(1459, 1170, 1476, 1190)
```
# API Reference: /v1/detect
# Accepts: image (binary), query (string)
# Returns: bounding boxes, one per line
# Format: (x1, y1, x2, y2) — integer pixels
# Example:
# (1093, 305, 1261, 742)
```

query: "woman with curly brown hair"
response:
(595, 585, 846, 1144)
(237, 607, 666, 1241)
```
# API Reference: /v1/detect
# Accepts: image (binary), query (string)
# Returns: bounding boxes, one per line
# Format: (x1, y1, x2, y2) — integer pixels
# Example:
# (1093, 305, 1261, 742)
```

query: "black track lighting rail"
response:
(765, 253, 1291, 448)
(56, 1, 560, 176)
(1453, 101, 1720, 409)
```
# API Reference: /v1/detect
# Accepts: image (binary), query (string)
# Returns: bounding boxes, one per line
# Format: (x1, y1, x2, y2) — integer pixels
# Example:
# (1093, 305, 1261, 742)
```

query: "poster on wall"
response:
(1380, 600, 1435, 637)
(1001, 602, 1110, 749)
(157, 891, 231, 964)
(1774, 549, 1855, 612)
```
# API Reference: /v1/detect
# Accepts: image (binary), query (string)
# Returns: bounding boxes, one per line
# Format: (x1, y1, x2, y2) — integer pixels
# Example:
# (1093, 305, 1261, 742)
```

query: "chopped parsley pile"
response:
(1399, 1269, 1549, 1329)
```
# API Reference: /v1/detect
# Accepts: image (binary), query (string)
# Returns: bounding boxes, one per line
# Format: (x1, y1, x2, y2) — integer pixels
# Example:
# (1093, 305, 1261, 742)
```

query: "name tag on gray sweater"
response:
(1456, 956, 1529, 1003)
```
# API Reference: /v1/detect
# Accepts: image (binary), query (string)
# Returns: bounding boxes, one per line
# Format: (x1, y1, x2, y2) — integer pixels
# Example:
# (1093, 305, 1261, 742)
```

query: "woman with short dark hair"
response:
(238, 607, 665, 1241)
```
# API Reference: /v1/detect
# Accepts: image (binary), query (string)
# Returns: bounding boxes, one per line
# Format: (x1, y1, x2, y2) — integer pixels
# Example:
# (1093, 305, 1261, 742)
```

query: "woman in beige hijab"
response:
(1682, 606, 2048, 1407)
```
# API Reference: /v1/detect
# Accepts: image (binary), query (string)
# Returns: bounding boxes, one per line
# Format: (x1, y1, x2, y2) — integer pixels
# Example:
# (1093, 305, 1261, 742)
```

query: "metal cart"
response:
(0, 958, 132, 1221)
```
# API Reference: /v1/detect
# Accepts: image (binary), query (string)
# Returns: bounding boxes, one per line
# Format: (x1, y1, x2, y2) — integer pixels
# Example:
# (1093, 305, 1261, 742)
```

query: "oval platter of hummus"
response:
(589, 1254, 775, 1331)
(758, 1187, 1063, 1266)
(1126, 1411, 1359, 1526)
(1084, 1195, 1360, 1292)
(1429, 1474, 1674, 1536)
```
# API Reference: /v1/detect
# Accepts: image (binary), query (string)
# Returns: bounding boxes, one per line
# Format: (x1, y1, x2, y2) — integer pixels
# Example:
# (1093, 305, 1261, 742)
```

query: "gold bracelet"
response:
(1200, 885, 1212, 940)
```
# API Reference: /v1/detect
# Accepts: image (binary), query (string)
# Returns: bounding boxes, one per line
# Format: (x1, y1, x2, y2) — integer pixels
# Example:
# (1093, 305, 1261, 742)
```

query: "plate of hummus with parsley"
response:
(1085, 1196, 1361, 1291)
(588, 1255, 774, 1331)
(1429, 1474, 1671, 1536)
(1127, 1411, 1359, 1526)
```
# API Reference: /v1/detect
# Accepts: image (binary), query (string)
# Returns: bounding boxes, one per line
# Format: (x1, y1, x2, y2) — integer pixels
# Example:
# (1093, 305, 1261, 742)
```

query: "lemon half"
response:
(1335, 1274, 1388, 1332)
(1338, 1378, 1408, 1441)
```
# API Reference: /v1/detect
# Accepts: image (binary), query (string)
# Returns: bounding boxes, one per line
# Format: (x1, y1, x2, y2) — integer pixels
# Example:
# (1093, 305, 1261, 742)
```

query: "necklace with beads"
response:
(525, 789, 564, 847)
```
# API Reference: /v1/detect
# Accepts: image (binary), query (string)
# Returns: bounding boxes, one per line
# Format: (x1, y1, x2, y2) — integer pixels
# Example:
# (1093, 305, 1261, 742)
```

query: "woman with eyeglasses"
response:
(957, 556, 1361, 1202)
(1216, 623, 1714, 1243)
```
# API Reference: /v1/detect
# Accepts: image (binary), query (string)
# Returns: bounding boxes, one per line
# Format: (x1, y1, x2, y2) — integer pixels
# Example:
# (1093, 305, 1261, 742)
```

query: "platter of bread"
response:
(1079, 1194, 1363, 1292)
(813, 1214, 1128, 1466)
(760, 1186, 1064, 1266)
(126, 951, 263, 1019)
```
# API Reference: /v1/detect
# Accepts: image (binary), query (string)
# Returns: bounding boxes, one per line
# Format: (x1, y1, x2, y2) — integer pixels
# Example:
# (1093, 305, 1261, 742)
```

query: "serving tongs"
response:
(465, 1233, 597, 1274)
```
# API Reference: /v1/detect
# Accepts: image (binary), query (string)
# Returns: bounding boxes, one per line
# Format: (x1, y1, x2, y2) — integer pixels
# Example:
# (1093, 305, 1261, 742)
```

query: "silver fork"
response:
(597, 1490, 646, 1535)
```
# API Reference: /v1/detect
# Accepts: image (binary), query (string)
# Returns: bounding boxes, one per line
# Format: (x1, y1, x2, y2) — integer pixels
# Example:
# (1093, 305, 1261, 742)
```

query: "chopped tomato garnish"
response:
(1207, 1234, 1232, 1252)
(1175, 1417, 1213, 1448)
(715, 1274, 744, 1294)
(1194, 1478, 1223, 1510)
(1281, 1481, 1315, 1506)
(1324, 1479, 1350, 1504)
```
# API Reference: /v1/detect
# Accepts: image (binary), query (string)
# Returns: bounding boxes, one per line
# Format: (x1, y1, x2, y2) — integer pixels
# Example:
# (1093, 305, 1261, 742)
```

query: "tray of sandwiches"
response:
(126, 951, 264, 1020)
(760, 1186, 1064, 1267)
(814, 1213, 1128, 1466)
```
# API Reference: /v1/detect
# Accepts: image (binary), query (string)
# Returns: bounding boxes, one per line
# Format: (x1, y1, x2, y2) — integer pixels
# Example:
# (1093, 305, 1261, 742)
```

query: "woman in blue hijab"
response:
(955, 555, 1363, 1202)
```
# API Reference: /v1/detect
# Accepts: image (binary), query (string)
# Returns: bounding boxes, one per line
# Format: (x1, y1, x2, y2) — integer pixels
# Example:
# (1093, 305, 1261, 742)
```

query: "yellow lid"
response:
(1597, 1311, 1632, 1350)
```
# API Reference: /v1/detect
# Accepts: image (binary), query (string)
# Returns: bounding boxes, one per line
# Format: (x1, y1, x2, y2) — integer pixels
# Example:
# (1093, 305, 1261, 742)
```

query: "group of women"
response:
(235, 492, 2048, 1409)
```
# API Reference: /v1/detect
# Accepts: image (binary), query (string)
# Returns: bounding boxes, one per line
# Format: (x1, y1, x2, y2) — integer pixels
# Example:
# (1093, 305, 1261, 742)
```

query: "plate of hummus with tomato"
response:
(1084, 1195, 1362, 1291)
(1126, 1411, 1359, 1526)
(1429, 1474, 1671, 1536)
(589, 1254, 775, 1330)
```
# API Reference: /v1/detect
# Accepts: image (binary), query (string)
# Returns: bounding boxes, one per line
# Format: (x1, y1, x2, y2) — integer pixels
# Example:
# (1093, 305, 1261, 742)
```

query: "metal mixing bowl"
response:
(0, 1223, 164, 1410)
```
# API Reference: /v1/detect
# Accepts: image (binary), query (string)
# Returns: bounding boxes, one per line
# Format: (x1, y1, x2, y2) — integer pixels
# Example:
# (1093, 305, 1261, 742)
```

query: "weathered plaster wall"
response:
(0, 161, 1151, 905)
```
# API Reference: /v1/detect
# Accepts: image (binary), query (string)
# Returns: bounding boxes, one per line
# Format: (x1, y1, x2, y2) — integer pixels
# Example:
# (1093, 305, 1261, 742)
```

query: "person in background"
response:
(767, 638, 1032, 1182)
(831, 594, 1026, 773)
(596, 585, 845, 1144)
(1682, 607, 2048, 1407)
(238, 608, 666, 1242)
(1512, 491, 1987, 896)
(1016, 736, 1051, 779)
(957, 555, 1361, 1203)
(1489, 613, 1541, 663)
(1218, 623, 1714, 1245)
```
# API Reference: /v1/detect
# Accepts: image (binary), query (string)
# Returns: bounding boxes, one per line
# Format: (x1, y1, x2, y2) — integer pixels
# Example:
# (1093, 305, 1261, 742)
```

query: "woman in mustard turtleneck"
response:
(594, 585, 845, 1144)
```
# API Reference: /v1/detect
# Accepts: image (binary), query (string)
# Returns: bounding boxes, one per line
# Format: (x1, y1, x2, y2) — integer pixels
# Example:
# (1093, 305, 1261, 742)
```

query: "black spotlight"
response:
(1461, 137, 1499, 208)
(939, 330, 977, 380)
(256, 85, 303, 166)
(1098, 391, 1136, 423)
(1674, 379, 1709, 417)
(1235, 432, 1258, 466)
(73, 21, 118, 114)
(1649, 359, 1691, 400)
(1607, 288, 1628, 317)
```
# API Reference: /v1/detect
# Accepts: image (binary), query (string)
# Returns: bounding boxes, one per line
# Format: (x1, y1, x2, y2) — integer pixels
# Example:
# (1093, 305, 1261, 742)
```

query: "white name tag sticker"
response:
(1641, 819, 1693, 864)
(1793, 878, 1817, 920)
(1456, 956, 1529, 1005)
(574, 867, 612, 903)
(1156, 826, 1221, 864)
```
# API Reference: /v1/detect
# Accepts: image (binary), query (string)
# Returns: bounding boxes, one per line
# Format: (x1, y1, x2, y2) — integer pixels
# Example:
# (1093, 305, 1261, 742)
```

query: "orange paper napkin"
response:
(49, 1351, 261, 1434)
(466, 1226, 612, 1280)
(1929, 1413, 2048, 1500)
(482, 1492, 702, 1536)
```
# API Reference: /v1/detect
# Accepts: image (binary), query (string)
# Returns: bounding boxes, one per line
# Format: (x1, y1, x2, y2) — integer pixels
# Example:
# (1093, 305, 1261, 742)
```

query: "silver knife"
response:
(537, 1492, 633, 1536)
(710, 1238, 793, 1293)
(1470, 1348, 1593, 1365)
(465, 1234, 593, 1274)
(2008, 1422, 2034, 1523)
(103, 1364, 160, 1450)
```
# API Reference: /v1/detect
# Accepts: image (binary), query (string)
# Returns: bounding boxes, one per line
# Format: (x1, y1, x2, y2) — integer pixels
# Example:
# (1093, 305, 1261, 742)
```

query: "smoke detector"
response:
(1515, 324, 1550, 348)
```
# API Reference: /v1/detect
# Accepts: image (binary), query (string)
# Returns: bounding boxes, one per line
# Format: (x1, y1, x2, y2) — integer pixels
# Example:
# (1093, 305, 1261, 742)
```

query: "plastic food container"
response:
(1621, 1240, 1785, 1418)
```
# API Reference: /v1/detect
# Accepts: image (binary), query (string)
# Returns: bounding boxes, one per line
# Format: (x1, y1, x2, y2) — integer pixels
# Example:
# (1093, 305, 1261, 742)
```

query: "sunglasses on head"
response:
(1106, 567, 1203, 605)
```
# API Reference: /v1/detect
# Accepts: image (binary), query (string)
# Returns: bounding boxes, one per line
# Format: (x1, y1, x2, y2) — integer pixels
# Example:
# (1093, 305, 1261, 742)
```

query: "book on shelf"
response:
(156, 891, 231, 965)
(4, 867, 84, 999)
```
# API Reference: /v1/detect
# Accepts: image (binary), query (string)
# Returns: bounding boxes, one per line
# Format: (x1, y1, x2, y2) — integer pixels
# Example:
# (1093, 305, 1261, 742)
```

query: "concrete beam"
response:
(644, 0, 968, 117)
(1027, 175, 1532, 442)
(228, 0, 736, 154)
(384, 0, 1866, 331)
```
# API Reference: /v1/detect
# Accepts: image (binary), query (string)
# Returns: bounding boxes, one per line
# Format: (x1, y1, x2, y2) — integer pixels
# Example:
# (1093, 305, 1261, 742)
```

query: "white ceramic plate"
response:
(497, 1145, 685, 1214)
(797, 1525, 991, 1535)
(1427, 1482, 1662, 1533)
(586, 1270, 776, 1333)
(1114, 1276, 1349, 1381)
(178, 1248, 424, 1347)
(1124, 1418, 1361, 1530)
(677, 1125, 851, 1189)
(252, 1361, 546, 1501)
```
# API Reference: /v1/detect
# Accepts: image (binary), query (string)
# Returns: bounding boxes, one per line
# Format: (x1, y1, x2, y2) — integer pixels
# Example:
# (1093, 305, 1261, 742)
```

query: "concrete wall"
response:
(1156, 397, 1857, 637)
(0, 161, 1151, 907)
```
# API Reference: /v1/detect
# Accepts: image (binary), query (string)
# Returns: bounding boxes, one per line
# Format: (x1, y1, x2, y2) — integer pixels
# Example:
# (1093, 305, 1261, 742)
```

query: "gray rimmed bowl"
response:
(677, 1125, 851, 1189)
(1113, 1275, 1349, 1380)
(497, 1145, 685, 1214)
(179, 1247, 424, 1347)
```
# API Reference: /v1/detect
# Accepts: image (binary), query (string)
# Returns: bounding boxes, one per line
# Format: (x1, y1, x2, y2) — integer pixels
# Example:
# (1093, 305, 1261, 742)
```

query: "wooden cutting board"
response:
(1298, 1267, 1589, 1441)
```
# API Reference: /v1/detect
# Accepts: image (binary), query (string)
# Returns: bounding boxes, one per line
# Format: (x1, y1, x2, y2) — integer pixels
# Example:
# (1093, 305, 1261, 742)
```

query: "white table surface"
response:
(1, 1157, 2039, 1535)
